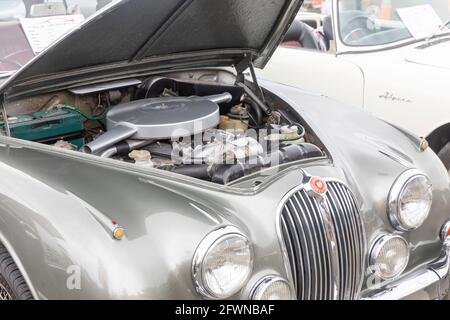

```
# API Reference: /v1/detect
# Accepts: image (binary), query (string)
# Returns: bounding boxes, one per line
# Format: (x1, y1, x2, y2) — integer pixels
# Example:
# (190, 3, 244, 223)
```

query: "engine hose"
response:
(242, 97, 263, 127)
(61, 105, 107, 121)
(162, 144, 323, 184)
(236, 82, 272, 116)
(211, 143, 323, 185)
(100, 140, 153, 158)
(163, 164, 213, 180)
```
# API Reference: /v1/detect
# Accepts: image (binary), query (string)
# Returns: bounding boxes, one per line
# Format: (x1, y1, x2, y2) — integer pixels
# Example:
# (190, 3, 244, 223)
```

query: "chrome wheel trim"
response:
(0, 282, 12, 300)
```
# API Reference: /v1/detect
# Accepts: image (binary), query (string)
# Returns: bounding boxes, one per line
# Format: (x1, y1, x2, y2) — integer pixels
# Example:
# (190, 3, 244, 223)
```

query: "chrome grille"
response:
(279, 181, 365, 300)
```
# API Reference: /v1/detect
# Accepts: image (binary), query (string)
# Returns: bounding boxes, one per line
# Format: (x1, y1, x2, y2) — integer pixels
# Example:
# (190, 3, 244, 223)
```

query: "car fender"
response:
(341, 49, 450, 139)
(258, 46, 365, 107)
(0, 142, 234, 299)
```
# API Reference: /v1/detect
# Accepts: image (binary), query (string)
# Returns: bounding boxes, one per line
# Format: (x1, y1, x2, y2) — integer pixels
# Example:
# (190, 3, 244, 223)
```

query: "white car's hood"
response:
(405, 39, 450, 70)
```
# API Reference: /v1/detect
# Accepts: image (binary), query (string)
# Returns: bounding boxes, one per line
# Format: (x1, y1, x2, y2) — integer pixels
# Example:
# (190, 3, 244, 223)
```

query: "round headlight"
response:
(388, 169, 432, 231)
(369, 235, 410, 280)
(250, 276, 293, 300)
(192, 226, 253, 299)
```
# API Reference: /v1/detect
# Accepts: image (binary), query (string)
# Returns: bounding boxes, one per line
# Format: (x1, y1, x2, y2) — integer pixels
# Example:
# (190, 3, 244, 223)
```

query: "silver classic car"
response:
(0, 0, 449, 300)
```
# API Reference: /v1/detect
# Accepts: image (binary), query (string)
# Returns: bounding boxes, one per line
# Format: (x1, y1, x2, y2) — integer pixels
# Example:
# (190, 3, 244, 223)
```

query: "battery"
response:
(3, 109, 85, 149)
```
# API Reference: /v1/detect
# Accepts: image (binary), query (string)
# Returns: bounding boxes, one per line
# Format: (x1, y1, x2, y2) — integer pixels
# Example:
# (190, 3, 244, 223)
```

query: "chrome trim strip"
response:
(316, 194, 340, 300)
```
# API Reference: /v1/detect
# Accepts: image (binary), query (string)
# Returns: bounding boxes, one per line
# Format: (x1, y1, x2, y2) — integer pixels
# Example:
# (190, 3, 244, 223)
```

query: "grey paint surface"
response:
(0, 78, 448, 299)
(0, 0, 448, 300)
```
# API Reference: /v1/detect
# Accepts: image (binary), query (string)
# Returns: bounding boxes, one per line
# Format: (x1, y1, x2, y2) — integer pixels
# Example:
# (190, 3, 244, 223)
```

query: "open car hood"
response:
(1, 0, 302, 100)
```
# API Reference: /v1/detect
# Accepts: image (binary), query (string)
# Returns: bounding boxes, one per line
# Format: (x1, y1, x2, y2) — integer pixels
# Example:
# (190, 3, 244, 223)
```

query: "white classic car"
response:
(258, 0, 450, 171)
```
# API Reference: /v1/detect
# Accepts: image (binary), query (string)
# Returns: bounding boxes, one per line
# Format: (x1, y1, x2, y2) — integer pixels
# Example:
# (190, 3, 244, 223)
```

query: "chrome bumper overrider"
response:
(363, 241, 450, 300)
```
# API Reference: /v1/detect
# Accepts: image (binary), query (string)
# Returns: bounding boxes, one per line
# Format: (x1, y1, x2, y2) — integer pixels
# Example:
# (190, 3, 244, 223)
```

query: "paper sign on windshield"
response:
(397, 5, 443, 40)
(20, 15, 85, 54)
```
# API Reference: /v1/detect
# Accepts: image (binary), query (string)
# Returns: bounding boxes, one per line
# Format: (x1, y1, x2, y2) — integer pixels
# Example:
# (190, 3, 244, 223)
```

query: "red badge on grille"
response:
(309, 177, 328, 195)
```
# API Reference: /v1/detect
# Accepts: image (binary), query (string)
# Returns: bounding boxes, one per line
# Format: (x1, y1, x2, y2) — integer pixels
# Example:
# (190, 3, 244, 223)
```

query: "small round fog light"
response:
(250, 276, 293, 300)
(369, 235, 409, 280)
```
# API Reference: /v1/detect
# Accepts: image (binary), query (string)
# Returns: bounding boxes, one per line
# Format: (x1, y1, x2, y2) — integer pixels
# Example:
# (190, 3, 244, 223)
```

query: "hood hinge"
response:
(235, 53, 253, 82)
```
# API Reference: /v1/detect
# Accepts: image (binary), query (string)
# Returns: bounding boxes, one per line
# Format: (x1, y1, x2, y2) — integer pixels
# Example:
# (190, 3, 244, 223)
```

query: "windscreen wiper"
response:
(426, 19, 450, 42)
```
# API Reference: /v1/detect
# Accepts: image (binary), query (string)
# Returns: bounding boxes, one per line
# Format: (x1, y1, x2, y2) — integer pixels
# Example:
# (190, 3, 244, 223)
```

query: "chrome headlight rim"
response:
(369, 234, 410, 280)
(440, 219, 450, 242)
(388, 169, 432, 232)
(249, 275, 294, 300)
(192, 225, 254, 300)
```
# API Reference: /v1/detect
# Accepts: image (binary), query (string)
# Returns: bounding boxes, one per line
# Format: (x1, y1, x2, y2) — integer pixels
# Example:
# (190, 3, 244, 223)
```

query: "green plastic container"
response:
(2, 110, 85, 149)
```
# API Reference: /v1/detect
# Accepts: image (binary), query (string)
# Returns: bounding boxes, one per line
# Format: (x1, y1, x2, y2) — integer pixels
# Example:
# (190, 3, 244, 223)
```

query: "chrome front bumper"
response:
(362, 240, 450, 300)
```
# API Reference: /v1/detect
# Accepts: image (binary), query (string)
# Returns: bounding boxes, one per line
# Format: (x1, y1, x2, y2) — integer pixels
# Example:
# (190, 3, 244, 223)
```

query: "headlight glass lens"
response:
(370, 235, 410, 280)
(251, 276, 293, 300)
(193, 227, 253, 299)
(389, 171, 432, 231)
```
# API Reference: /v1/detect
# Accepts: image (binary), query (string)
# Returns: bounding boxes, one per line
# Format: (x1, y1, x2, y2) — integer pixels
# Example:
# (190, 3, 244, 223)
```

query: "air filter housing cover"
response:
(106, 96, 221, 139)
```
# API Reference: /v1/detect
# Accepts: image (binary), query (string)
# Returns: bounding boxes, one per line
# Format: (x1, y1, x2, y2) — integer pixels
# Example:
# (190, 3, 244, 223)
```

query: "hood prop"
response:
(235, 54, 272, 116)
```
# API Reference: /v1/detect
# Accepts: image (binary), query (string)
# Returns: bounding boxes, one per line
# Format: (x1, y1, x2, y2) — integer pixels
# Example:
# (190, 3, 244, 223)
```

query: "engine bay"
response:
(1, 70, 325, 185)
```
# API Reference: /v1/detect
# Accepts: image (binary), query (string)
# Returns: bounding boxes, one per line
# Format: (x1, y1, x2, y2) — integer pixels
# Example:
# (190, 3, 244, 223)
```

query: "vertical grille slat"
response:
(279, 180, 365, 300)
(286, 200, 310, 299)
(304, 193, 333, 300)
(344, 186, 366, 295)
(330, 183, 356, 299)
(280, 216, 298, 291)
(326, 185, 350, 299)
(296, 193, 323, 299)
(338, 184, 360, 296)
(289, 197, 316, 299)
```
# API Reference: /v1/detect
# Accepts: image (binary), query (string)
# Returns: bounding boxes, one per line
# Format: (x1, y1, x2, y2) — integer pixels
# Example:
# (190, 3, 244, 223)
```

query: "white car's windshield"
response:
(0, 0, 119, 74)
(338, 0, 450, 46)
